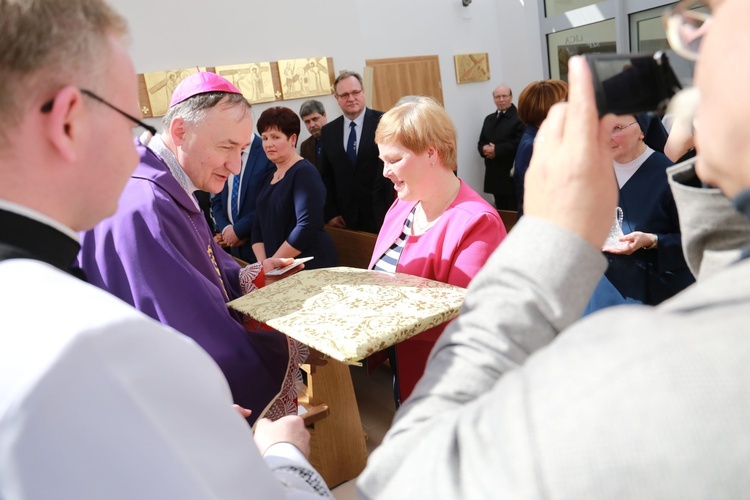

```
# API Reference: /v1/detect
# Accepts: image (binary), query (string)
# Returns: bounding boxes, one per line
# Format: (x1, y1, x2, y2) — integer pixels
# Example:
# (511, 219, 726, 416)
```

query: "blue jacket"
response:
(513, 125, 538, 216)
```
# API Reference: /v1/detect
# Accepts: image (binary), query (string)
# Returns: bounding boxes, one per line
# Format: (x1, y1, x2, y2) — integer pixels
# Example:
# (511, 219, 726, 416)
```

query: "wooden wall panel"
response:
(365, 55, 443, 112)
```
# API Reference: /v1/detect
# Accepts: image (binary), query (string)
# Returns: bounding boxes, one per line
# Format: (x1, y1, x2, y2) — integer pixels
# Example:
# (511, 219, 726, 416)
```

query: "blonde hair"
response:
(375, 96, 457, 171)
(0, 0, 127, 143)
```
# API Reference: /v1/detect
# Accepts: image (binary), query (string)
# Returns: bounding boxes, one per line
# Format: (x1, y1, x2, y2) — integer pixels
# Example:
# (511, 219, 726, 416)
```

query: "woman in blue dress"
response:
(251, 107, 337, 269)
(513, 79, 568, 216)
(585, 114, 694, 315)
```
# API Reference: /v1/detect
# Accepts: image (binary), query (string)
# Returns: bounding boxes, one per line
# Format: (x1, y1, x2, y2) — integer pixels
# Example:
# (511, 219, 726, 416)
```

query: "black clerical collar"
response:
(733, 189, 750, 261)
(0, 208, 86, 280)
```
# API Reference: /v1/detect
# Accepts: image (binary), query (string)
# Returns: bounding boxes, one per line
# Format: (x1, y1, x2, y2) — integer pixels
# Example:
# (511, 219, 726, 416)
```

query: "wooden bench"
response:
(324, 226, 378, 269)
(498, 209, 519, 233)
(231, 226, 378, 271)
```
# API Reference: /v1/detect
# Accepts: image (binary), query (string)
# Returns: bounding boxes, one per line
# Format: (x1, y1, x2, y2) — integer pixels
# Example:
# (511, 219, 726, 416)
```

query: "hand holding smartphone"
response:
(585, 51, 682, 117)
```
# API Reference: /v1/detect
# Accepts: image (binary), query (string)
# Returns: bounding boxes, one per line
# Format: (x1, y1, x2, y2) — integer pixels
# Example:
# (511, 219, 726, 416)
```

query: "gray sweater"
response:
(358, 159, 750, 499)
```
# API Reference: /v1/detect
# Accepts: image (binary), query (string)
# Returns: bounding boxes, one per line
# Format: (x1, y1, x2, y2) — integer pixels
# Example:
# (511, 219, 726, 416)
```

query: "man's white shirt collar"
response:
(344, 109, 366, 131)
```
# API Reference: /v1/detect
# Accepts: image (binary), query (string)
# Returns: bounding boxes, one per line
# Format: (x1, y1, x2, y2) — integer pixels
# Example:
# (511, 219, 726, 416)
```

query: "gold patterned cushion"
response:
(227, 267, 466, 365)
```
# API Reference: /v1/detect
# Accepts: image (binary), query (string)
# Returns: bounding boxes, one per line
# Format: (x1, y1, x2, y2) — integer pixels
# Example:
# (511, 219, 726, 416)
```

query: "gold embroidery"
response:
(227, 267, 466, 365)
(207, 244, 229, 301)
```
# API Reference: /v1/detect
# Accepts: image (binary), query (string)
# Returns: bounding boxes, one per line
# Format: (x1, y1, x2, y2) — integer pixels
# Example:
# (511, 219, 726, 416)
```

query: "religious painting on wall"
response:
(141, 67, 205, 118)
(453, 53, 490, 84)
(214, 62, 278, 104)
(278, 57, 332, 100)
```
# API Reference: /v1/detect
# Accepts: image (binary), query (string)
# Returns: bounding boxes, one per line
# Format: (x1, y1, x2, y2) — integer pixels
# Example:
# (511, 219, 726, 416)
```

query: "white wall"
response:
(110, 0, 545, 198)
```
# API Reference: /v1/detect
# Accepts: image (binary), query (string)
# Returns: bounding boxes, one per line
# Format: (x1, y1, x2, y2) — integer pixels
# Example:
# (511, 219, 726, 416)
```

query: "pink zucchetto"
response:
(169, 71, 242, 108)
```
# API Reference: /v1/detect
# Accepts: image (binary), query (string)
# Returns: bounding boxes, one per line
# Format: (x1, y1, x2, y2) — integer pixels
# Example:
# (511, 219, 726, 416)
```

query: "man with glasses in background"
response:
(319, 71, 392, 233)
(359, 1, 750, 497)
(478, 84, 525, 211)
(0, 1, 330, 497)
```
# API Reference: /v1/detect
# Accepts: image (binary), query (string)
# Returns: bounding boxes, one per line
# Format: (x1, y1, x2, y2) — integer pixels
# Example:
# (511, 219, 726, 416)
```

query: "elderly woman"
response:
(514, 79, 568, 216)
(251, 107, 337, 269)
(584, 114, 695, 315)
(369, 96, 506, 403)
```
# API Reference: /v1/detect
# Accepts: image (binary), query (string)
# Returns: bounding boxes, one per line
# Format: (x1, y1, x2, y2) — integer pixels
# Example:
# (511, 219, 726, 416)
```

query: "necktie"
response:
(231, 174, 240, 222)
(346, 122, 357, 165)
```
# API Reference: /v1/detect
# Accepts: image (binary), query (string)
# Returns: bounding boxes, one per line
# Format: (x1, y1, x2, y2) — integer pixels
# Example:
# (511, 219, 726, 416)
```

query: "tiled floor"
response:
(331, 364, 396, 499)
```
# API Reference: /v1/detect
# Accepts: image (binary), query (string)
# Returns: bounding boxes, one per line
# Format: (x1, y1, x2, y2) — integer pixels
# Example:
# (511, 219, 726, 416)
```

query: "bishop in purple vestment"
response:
(78, 74, 299, 424)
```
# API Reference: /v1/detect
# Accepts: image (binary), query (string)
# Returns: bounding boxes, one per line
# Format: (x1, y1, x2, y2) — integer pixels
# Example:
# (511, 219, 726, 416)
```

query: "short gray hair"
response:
(162, 92, 251, 130)
(334, 71, 364, 94)
(299, 99, 325, 118)
(0, 0, 127, 145)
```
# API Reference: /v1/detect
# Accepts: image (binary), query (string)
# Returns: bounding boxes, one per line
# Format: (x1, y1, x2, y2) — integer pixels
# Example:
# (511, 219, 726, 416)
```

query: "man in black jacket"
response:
(477, 84, 525, 210)
(298, 99, 327, 170)
(319, 71, 392, 233)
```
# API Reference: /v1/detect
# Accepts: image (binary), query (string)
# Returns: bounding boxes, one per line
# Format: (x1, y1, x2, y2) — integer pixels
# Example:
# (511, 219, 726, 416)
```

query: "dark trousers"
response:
(493, 193, 517, 211)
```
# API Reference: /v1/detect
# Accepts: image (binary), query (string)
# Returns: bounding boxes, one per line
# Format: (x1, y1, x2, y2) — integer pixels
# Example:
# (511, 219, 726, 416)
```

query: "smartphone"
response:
(585, 51, 682, 117)
(265, 256, 314, 276)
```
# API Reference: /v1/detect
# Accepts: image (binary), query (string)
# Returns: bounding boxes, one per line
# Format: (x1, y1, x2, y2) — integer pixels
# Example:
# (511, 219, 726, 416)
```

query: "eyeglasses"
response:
(41, 89, 157, 135)
(611, 121, 638, 136)
(663, 0, 712, 62)
(336, 88, 363, 100)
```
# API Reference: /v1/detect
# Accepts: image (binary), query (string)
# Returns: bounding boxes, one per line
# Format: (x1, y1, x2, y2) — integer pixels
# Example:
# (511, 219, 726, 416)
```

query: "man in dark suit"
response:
(299, 99, 327, 170)
(477, 84, 525, 210)
(211, 133, 274, 263)
(319, 71, 392, 233)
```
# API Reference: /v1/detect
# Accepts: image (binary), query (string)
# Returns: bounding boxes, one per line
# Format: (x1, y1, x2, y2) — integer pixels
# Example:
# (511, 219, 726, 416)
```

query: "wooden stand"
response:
(301, 360, 368, 488)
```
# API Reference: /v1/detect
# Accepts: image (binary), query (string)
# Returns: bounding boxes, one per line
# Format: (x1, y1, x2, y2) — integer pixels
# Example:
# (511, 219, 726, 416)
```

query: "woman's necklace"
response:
(271, 155, 301, 183)
(272, 169, 286, 183)
(412, 182, 461, 235)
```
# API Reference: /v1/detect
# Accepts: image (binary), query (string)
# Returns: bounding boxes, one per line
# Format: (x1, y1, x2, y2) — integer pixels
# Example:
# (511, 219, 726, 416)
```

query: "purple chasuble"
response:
(78, 138, 289, 424)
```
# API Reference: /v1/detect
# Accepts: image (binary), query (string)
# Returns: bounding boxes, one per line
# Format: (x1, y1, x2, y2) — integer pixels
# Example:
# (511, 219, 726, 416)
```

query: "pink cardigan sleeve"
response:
(445, 211, 505, 288)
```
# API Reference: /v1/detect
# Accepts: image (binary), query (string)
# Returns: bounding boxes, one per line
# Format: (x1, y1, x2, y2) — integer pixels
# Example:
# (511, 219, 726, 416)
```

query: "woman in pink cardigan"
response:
(369, 96, 507, 403)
